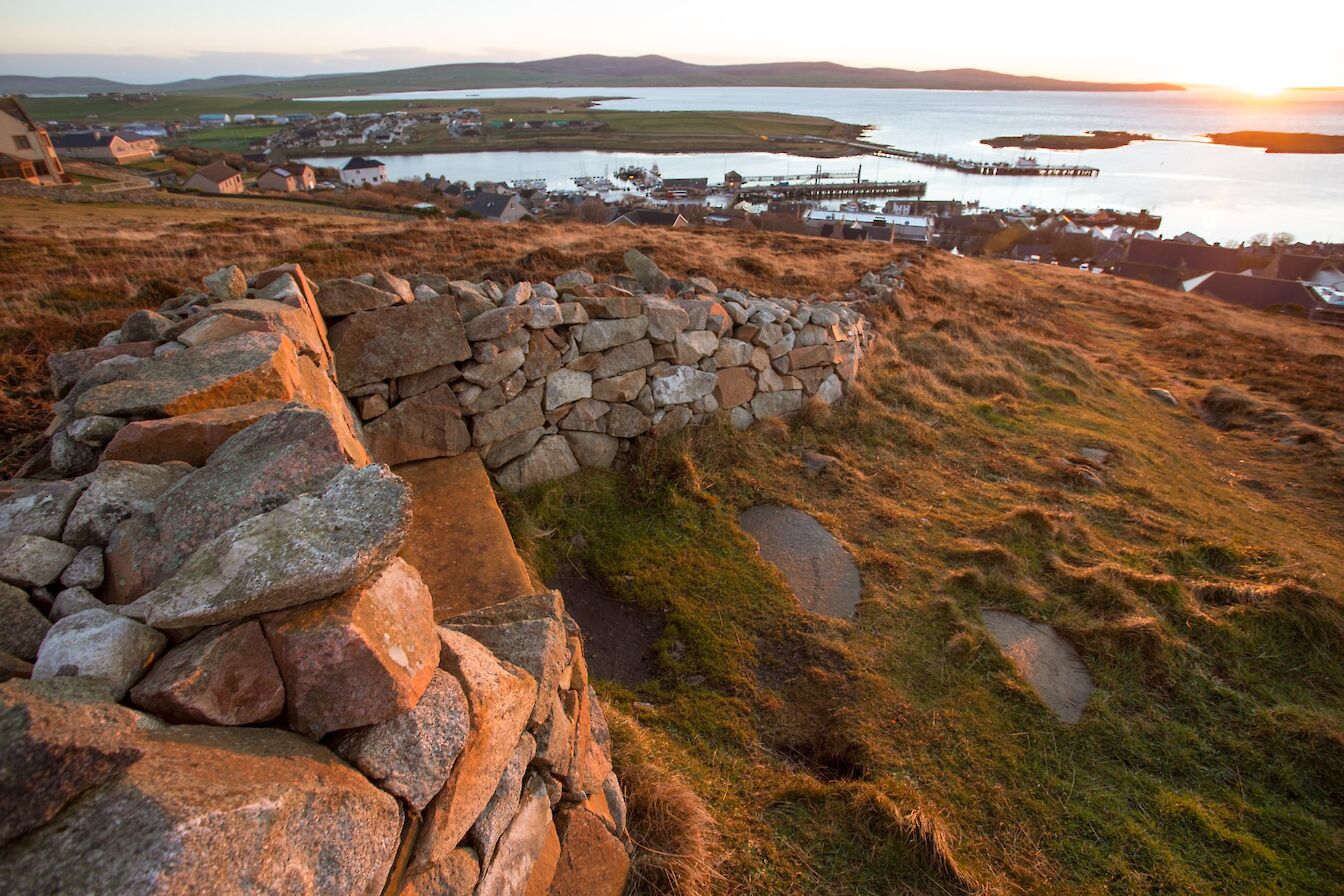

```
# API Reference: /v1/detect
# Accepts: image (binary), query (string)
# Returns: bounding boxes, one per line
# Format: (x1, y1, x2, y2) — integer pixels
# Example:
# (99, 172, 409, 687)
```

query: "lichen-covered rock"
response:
(49, 586, 103, 622)
(623, 249, 670, 294)
(578, 316, 648, 353)
(128, 621, 285, 726)
(332, 669, 469, 810)
(47, 342, 158, 399)
(262, 557, 437, 738)
(446, 592, 568, 727)
(651, 365, 717, 407)
(0, 722, 402, 896)
(0, 584, 49, 661)
(472, 388, 545, 447)
(0, 535, 75, 588)
(103, 406, 351, 604)
(31, 608, 165, 700)
(62, 461, 183, 549)
(401, 846, 480, 896)
(125, 464, 411, 630)
(0, 479, 85, 543)
(494, 435, 580, 493)
(202, 264, 246, 300)
(545, 369, 593, 410)
(564, 431, 619, 469)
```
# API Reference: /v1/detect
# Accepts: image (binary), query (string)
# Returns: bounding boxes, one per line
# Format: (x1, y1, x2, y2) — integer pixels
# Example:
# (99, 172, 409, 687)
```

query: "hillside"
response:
(2, 54, 1183, 98)
(1, 197, 1340, 893)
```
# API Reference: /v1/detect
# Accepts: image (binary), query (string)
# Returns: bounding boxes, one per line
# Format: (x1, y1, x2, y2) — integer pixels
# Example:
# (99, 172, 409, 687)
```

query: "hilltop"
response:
(0, 196, 1340, 893)
(0, 54, 1184, 97)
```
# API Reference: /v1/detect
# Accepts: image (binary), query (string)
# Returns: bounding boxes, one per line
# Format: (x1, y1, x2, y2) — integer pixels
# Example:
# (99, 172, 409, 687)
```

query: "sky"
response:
(3, 0, 1342, 90)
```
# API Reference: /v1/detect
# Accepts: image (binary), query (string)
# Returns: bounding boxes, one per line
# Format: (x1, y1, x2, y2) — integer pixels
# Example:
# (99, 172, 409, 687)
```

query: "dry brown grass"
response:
(608, 707, 722, 896)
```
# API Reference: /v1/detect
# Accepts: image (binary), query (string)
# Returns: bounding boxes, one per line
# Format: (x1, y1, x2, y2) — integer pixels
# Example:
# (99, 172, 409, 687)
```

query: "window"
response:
(13, 135, 31, 150)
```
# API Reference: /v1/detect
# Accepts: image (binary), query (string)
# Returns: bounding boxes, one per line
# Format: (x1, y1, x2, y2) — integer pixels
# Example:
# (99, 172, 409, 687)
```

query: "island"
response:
(1206, 131, 1344, 154)
(980, 131, 1152, 150)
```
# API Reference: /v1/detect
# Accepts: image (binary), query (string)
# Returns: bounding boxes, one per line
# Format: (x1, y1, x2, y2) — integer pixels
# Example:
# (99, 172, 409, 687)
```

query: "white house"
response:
(340, 156, 387, 187)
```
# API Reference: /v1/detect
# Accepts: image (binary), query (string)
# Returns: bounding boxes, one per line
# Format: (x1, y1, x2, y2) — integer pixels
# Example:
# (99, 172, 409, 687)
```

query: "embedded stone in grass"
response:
(738, 506, 861, 619)
(979, 609, 1094, 724)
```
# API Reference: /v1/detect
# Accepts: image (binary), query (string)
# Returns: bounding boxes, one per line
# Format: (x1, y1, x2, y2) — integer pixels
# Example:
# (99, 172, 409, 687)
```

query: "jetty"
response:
(809, 137, 1100, 177)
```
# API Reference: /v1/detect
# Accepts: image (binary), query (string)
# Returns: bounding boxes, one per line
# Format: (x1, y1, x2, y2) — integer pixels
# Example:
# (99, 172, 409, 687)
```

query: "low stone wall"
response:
(319, 249, 870, 490)
(0, 262, 634, 895)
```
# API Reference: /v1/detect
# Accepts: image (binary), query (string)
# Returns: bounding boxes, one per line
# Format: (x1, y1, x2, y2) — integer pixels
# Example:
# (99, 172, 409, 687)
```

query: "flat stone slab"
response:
(394, 455, 533, 621)
(738, 506, 860, 619)
(980, 609, 1094, 724)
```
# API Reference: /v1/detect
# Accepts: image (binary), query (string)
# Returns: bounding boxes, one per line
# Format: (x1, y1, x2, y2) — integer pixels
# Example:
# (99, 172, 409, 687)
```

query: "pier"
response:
(739, 178, 926, 200)
(809, 138, 1100, 177)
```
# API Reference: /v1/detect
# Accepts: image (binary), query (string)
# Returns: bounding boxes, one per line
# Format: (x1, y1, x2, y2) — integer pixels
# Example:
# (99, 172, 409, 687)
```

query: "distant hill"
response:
(2, 55, 1183, 98)
(0, 73, 284, 94)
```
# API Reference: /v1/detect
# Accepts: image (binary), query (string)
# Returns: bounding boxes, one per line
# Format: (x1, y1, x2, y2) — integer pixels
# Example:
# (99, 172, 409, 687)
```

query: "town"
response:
(3, 93, 1342, 327)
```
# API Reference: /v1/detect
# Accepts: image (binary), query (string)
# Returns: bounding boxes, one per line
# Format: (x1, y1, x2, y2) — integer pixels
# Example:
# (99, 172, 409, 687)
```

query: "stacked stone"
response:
(0, 263, 629, 896)
(321, 249, 871, 492)
(847, 259, 911, 301)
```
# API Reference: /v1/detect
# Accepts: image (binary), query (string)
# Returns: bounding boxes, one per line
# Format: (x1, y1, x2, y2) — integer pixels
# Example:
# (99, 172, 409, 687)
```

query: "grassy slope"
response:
(1, 198, 1340, 892)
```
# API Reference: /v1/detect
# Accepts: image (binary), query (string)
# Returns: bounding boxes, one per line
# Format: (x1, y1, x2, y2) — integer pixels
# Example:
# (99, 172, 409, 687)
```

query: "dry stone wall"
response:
(320, 249, 871, 491)
(0, 262, 636, 896)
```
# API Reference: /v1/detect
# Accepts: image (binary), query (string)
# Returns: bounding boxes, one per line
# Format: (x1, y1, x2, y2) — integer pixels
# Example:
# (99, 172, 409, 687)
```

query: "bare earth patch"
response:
(980, 609, 1095, 724)
(738, 505, 861, 619)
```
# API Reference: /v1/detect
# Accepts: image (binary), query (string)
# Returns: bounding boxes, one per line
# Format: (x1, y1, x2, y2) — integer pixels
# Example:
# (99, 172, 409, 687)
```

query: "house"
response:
(51, 129, 159, 165)
(1190, 272, 1317, 313)
(465, 192, 528, 223)
(340, 156, 386, 187)
(243, 149, 287, 166)
(803, 209, 931, 244)
(607, 208, 689, 228)
(182, 161, 244, 194)
(257, 163, 316, 192)
(0, 96, 72, 185)
(1124, 238, 1245, 276)
(199, 113, 231, 125)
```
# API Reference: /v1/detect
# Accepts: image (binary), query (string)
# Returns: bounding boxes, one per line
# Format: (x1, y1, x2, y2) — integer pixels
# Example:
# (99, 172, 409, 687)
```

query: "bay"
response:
(298, 86, 1344, 242)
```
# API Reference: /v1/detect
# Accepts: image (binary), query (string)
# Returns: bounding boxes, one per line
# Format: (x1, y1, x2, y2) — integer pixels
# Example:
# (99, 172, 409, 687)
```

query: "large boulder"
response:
(101, 399, 288, 466)
(262, 557, 438, 738)
(329, 295, 471, 389)
(0, 722, 402, 896)
(0, 678, 154, 847)
(206, 299, 334, 370)
(413, 629, 535, 875)
(332, 668, 469, 810)
(126, 463, 409, 629)
(364, 385, 471, 466)
(31, 608, 165, 700)
(128, 621, 285, 726)
(103, 406, 352, 604)
(72, 332, 311, 419)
